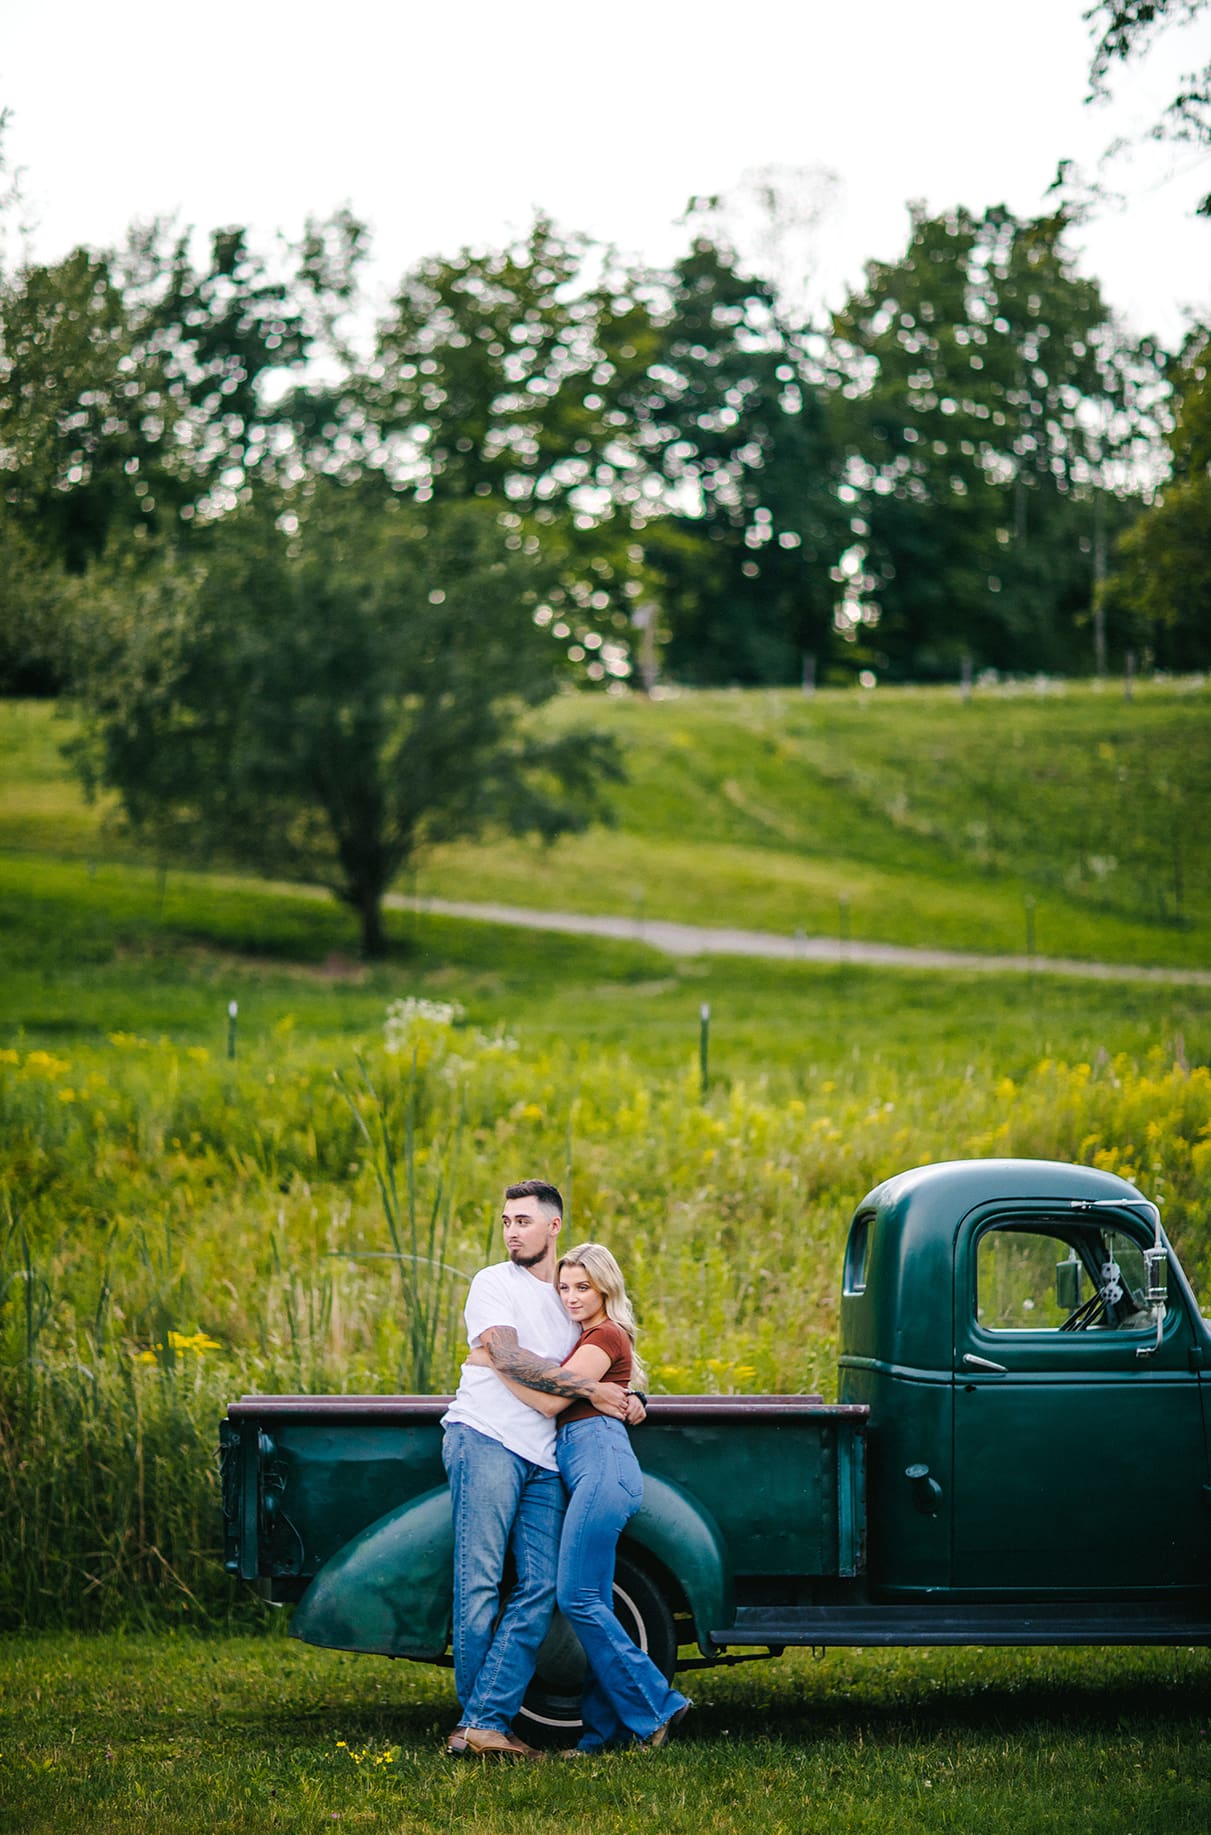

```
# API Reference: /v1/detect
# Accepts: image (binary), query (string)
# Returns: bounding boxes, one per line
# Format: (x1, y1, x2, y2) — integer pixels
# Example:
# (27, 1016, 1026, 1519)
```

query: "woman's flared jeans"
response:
(555, 1416, 689, 1749)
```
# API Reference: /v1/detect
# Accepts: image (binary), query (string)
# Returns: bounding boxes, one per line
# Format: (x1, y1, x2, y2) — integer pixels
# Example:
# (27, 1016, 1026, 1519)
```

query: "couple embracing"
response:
(440, 1179, 691, 1757)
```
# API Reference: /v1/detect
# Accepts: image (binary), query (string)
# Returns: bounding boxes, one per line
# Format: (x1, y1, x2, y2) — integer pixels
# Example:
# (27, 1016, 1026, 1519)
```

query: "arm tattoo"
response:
(484, 1327, 599, 1400)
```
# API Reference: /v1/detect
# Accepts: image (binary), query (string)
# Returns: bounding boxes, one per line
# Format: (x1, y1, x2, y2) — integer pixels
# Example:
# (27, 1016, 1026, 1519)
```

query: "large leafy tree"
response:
(0, 216, 355, 691)
(359, 221, 659, 680)
(367, 218, 653, 506)
(636, 237, 845, 685)
(831, 205, 1163, 678)
(0, 226, 313, 564)
(71, 486, 622, 955)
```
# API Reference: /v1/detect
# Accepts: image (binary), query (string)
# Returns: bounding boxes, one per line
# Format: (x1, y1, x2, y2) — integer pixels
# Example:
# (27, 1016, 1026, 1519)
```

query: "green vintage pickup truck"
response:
(220, 1158, 1211, 1735)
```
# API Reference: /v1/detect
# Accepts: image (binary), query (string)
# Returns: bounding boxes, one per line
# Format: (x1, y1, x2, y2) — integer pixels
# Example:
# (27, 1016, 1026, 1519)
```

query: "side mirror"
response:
(1056, 1255, 1083, 1311)
(1143, 1244, 1168, 1308)
(1136, 1242, 1169, 1359)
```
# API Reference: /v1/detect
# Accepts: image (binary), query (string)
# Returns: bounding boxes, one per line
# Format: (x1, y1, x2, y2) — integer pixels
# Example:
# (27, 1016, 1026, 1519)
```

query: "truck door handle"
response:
(962, 1353, 1007, 1373)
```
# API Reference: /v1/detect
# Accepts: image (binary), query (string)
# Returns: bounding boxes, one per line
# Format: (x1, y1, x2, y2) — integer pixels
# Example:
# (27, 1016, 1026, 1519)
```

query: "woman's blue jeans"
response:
(442, 1421, 566, 1733)
(555, 1416, 689, 1750)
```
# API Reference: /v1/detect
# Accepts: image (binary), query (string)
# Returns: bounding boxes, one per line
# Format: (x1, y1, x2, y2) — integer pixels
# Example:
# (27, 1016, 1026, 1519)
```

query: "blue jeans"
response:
(442, 1422, 566, 1732)
(556, 1416, 690, 1750)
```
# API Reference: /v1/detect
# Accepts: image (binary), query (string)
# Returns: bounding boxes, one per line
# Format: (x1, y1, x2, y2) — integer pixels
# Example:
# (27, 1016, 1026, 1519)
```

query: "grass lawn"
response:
(2, 1633, 1209, 1834)
(4, 851, 1211, 1086)
(4, 680, 1210, 972)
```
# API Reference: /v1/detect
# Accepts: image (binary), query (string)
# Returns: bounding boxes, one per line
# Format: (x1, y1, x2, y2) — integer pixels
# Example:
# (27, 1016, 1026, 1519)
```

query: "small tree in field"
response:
(71, 486, 622, 955)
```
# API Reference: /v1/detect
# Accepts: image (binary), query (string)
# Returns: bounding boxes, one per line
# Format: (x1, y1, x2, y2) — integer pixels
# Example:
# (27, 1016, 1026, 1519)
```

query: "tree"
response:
(0, 225, 315, 564)
(1085, 1, 1211, 214)
(1099, 329, 1211, 665)
(70, 486, 622, 955)
(356, 218, 658, 682)
(0, 215, 358, 691)
(831, 205, 1163, 678)
(636, 236, 845, 685)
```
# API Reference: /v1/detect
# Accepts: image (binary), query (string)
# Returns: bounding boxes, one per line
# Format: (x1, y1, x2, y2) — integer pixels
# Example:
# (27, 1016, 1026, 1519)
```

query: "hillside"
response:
(409, 679, 1211, 969)
(3, 680, 1209, 971)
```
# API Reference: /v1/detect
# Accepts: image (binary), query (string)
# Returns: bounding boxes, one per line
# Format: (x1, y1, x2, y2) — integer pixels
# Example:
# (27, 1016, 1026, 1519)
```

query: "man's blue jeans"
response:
(442, 1421, 566, 1732)
(555, 1415, 689, 1749)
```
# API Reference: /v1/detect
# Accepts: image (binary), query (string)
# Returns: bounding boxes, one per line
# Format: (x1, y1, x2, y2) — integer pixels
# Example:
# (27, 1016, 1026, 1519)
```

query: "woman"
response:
(470, 1243, 691, 1753)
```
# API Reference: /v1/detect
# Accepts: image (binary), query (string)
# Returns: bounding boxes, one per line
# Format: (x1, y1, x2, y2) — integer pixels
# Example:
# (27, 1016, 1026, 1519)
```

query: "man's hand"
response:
(590, 1382, 632, 1420)
(624, 1392, 647, 1426)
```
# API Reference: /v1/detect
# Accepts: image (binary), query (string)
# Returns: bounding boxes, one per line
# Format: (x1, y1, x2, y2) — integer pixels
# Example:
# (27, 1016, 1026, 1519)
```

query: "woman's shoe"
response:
(641, 1701, 692, 1750)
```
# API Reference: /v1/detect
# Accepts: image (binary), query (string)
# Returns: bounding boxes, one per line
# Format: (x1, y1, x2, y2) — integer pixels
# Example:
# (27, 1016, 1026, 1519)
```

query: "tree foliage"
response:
(0, 218, 349, 692)
(1100, 330, 1211, 665)
(831, 205, 1164, 677)
(1085, 0, 1211, 214)
(638, 238, 845, 685)
(0, 184, 1187, 722)
(71, 487, 622, 954)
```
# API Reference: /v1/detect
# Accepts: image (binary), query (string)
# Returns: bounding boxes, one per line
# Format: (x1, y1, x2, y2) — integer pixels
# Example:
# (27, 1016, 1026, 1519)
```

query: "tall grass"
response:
(2, 1003, 1209, 1629)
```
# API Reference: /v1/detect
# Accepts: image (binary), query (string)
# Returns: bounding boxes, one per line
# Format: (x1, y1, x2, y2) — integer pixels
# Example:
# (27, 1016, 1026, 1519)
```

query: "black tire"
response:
(516, 1552, 678, 1740)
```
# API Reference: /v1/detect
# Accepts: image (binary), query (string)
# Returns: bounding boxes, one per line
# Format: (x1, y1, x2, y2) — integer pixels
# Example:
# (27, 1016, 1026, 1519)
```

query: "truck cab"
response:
(838, 1159, 1211, 1608)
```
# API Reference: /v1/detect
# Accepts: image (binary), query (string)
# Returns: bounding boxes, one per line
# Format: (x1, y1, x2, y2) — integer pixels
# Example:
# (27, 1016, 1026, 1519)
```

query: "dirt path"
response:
(387, 895, 1211, 988)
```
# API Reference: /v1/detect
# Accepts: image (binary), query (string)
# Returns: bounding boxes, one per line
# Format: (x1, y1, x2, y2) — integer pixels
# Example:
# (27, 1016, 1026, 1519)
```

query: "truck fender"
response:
(289, 1484, 452, 1661)
(626, 1472, 733, 1653)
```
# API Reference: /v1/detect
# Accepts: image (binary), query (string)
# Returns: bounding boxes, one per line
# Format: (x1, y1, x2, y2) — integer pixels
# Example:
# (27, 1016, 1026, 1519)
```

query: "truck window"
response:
(976, 1224, 1152, 1332)
(843, 1213, 872, 1295)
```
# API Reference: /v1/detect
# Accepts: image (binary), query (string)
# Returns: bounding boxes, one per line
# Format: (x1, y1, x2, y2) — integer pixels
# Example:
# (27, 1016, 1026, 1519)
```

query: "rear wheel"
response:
(516, 1553, 678, 1740)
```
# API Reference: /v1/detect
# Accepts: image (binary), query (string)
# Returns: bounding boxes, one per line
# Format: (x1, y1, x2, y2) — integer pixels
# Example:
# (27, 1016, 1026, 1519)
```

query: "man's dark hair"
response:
(505, 1179, 563, 1216)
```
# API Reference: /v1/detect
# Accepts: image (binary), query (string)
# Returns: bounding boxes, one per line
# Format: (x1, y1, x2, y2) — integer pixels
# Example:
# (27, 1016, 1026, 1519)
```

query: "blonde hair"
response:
(557, 1242, 646, 1390)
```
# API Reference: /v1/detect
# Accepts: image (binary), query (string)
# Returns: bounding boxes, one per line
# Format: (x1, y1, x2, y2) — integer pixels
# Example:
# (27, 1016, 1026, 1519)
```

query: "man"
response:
(441, 1179, 637, 1758)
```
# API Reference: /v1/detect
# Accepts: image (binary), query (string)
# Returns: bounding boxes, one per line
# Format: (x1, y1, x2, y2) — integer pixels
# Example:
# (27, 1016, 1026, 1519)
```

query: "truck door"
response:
(952, 1207, 1209, 1594)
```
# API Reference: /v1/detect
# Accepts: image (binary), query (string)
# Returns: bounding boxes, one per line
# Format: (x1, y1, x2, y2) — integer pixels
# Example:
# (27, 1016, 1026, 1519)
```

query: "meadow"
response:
(3, 682, 1211, 1828)
(5, 676, 1211, 971)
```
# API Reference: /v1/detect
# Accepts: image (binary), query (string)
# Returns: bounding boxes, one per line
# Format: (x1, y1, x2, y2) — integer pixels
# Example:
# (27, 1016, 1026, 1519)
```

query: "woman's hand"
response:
(465, 1345, 493, 1368)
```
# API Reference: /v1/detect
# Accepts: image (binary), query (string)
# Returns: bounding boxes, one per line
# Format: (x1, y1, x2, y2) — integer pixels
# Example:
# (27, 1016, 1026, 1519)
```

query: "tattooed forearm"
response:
(484, 1330, 599, 1400)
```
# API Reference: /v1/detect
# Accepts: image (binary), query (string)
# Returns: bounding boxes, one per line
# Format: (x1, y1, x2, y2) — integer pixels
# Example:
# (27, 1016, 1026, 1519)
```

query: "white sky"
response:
(2, 0, 1209, 347)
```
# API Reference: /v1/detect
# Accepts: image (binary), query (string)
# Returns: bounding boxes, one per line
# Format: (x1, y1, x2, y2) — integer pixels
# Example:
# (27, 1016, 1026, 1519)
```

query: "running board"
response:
(712, 1601, 1211, 1648)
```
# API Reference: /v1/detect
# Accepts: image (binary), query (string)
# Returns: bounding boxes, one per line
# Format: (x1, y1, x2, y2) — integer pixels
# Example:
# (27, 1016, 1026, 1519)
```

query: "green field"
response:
(4, 685, 1211, 1831)
(3, 1634, 1209, 1835)
(4, 679, 1211, 972)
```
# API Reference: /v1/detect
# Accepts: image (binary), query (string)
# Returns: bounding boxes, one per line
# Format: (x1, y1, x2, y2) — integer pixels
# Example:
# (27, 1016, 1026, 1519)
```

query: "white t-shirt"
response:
(442, 1260, 579, 1469)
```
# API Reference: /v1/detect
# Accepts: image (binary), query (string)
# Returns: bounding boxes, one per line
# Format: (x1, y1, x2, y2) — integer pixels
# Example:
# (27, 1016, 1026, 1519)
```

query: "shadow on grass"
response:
(212, 1654, 1211, 1751)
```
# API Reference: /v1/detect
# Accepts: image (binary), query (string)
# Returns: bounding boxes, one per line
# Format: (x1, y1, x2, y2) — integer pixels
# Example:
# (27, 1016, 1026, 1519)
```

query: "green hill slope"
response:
(419, 680, 1211, 969)
(3, 681, 1209, 969)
